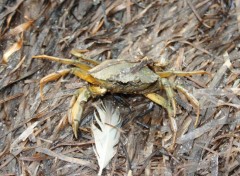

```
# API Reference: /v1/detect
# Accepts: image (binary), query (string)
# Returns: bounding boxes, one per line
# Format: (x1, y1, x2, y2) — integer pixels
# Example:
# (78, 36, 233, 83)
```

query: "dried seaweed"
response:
(0, 0, 240, 175)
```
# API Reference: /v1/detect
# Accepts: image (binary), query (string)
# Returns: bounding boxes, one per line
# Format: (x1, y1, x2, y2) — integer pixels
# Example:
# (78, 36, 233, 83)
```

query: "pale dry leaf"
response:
(2, 36, 23, 64)
(6, 19, 33, 37)
(91, 101, 122, 176)
(10, 121, 39, 153)
(35, 147, 95, 168)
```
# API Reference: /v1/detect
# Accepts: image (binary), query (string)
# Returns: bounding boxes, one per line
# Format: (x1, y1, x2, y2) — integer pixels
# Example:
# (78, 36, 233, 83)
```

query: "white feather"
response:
(91, 101, 122, 176)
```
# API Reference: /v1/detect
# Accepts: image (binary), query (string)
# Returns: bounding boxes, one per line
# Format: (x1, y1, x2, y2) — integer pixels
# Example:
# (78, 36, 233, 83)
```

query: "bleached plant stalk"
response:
(91, 101, 122, 176)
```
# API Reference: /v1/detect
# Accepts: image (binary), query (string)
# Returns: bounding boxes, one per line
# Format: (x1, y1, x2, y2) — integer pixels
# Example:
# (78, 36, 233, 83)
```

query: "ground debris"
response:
(0, 0, 240, 175)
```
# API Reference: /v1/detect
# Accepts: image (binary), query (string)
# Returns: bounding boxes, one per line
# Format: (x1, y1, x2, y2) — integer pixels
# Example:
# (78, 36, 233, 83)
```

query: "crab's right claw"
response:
(69, 87, 91, 138)
(69, 86, 107, 138)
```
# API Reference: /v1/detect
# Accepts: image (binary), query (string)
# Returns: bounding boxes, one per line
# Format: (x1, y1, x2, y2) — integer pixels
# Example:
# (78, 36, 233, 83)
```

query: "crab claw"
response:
(69, 86, 107, 138)
(69, 87, 91, 138)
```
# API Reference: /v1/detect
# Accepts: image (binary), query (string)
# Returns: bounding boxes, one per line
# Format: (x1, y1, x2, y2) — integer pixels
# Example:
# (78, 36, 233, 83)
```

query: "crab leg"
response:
(39, 69, 71, 100)
(38, 67, 102, 100)
(70, 49, 100, 66)
(70, 68, 102, 85)
(69, 86, 106, 138)
(156, 70, 208, 130)
(34, 53, 106, 138)
(157, 70, 210, 78)
(161, 78, 177, 117)
(175, 85, 200, 127)
(145, 93, 177, 150)
(33, 55, 92, 71)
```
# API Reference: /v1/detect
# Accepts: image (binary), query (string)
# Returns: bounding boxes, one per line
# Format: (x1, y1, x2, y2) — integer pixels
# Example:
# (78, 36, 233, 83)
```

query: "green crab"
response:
(33, 52, 208, 149)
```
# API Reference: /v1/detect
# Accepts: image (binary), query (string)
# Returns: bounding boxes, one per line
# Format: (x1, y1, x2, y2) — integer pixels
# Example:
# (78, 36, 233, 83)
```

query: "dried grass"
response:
(0, 0, 240, 175)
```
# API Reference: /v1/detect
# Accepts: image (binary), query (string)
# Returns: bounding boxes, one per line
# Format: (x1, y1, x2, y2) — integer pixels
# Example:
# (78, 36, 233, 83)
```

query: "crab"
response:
(33, 53, 208, 149)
